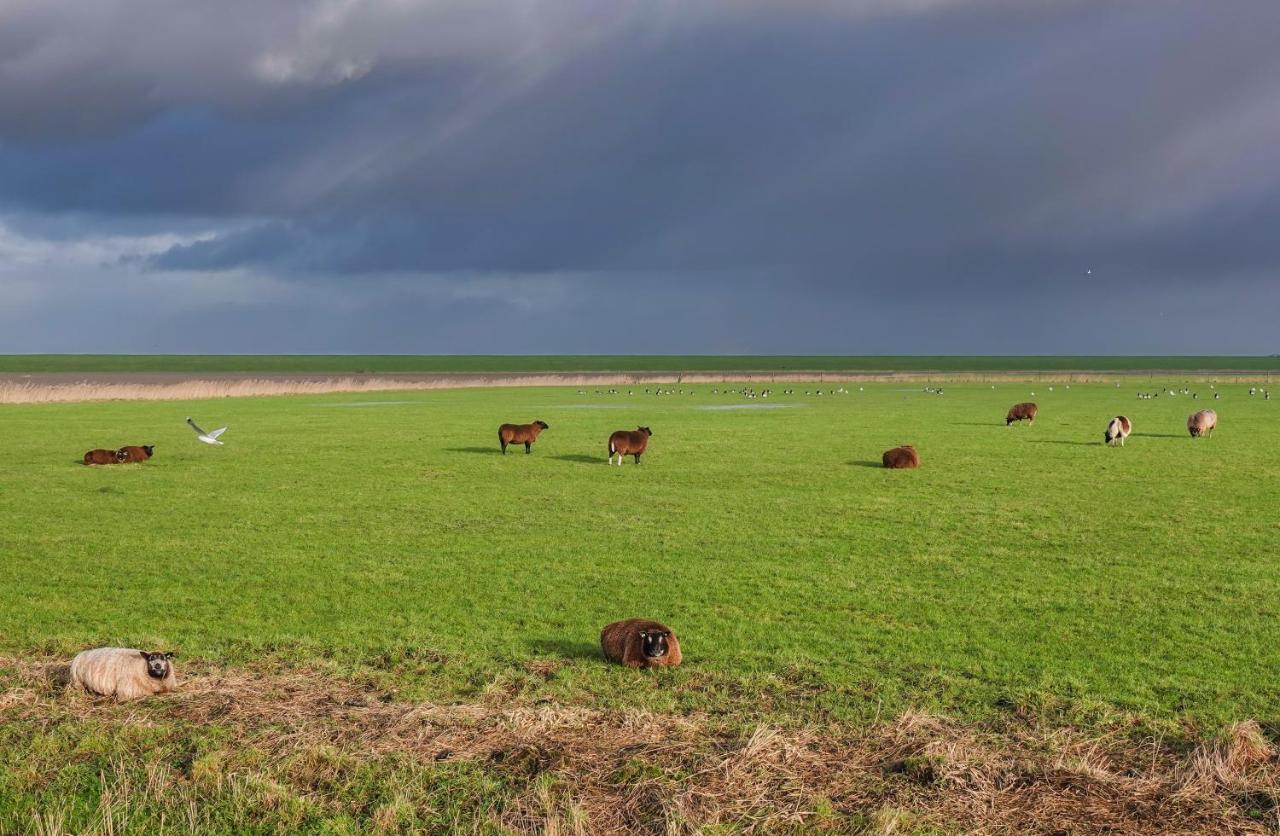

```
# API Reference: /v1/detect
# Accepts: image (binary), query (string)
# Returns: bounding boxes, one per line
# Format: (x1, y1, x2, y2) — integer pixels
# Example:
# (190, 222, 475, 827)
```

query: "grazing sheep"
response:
(69, 647, 177, 700)
(608, 427, 652, 465)
(1006, 402, 1038, 426)
(498, 421, 549, 455)
(83, 448, 125, 465)
(1188, 409, 1217, 438)
(117, 445, 154, 463)
(600, 619, 682, 669)
(1104, 416, 1132, 446)
(882, 445, 920, 469)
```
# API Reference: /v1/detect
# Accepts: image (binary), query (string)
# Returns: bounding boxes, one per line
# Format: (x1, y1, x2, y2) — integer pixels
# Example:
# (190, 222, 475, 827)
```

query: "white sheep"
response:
(1104, 415, 1132, 446)
(69, 647, 177, 700)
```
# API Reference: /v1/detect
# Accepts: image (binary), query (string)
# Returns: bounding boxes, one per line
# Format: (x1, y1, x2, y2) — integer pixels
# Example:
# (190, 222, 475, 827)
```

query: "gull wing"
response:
(208, 427, 227, 439)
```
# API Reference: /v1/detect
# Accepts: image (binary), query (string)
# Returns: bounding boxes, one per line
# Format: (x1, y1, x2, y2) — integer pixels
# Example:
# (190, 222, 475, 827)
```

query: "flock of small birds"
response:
(571, 383, 1272, 405)
(1135, 385, 1269, 401)
(570, 381, 1269, 407)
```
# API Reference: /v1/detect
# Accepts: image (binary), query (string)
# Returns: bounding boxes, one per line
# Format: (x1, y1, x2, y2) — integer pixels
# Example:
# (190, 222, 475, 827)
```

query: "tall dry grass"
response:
(1, 370, 1274, 404)
(0, 377, 459, 404)
(4, 655, 1279, 834)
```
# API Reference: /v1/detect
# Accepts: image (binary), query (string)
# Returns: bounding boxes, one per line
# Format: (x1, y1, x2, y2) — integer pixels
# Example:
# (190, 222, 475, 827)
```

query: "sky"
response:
(1, 0, 1278, 354)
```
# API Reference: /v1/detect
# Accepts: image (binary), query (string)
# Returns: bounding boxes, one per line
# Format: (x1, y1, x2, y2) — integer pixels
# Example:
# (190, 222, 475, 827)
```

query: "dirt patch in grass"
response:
(3, 656, 1277, 833)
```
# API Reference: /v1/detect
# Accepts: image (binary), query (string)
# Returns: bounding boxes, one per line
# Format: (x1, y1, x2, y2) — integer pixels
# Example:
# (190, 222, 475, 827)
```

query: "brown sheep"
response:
(882, 445, 920, 469)
(1006, 402, 1038, 426)
(1104, 416, 1132, 446)
(83, 449, 125, 465)
(600, 619, 682, 669)
(608, 427, 652, 465)
(1188, 409, 1217, 438)
(498, 421, 548, 455)
(118, 445, 155, 463)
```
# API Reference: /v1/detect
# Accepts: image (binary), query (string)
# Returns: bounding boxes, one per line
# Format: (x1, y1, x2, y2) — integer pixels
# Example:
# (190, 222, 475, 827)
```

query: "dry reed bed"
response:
(3, 657, 1277, 833)
(1, 370, 1275, 404)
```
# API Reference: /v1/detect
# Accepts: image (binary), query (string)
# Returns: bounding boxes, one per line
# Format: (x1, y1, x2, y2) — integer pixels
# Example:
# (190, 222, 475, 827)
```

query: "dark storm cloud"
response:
(1, 0, 1279, 352)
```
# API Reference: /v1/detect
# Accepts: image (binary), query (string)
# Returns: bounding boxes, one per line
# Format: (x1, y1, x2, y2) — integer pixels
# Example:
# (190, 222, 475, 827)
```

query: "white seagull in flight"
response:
(186, 417, 228, 445)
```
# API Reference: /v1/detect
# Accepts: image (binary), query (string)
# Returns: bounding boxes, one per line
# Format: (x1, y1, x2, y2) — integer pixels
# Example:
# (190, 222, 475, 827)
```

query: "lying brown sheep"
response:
(882, 445, 920, 469)
(69, 647, 177, 700)
(118, 445, 155, 463)
(1006, 402, 1038, 426)
(600, 619, 682, 668)
(498, 421, 548, 455)
(83, 448, 125, 465)
(1188, 409, 1217, 438)
(608, 427, 652, 465)
(1104, 416, 1132, 446)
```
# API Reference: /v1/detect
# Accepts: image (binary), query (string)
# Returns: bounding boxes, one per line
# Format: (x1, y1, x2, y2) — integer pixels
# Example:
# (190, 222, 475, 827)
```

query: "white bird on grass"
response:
(187, 417, 227, 445)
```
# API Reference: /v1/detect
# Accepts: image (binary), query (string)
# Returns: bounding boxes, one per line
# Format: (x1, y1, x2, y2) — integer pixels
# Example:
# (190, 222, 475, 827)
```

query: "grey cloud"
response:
(1, 0, 1278, 352)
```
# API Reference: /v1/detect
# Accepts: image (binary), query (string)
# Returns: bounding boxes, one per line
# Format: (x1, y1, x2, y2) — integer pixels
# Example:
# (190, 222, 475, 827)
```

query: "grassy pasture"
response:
(2, 381, 1278, 831)
(1, 382, 1276, 717)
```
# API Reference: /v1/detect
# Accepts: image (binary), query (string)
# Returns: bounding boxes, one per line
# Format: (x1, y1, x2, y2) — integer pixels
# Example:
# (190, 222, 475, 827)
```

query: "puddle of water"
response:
(314, 400, 424, 407)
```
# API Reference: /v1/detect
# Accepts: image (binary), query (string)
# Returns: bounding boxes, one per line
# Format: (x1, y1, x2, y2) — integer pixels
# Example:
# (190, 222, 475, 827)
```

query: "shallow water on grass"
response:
(312, 400, 427, 407)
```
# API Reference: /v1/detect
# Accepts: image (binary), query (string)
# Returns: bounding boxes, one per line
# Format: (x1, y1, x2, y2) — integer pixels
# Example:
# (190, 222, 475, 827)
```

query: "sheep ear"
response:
(139, 651, 150, 661)
(164, 652, 176, 659)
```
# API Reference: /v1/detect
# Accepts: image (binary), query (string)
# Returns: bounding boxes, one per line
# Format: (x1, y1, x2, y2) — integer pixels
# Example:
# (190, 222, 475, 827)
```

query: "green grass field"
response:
(2, 354, 1279, 374)
(2, 381, 1278, 831)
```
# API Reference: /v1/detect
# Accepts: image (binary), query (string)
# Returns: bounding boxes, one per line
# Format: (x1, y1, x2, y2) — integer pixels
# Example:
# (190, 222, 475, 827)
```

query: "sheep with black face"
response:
(600, 619, 682, 669)
(117, 445, 155, 463)
(69, 647, 177, 700)
(1104, 416, 1132, 446)
(83, 448, 126, 465)
(607, 427, 652, 465)
(498, 421, 549, 455)
(1006, 402, 1038, 426)
(1188, 409, 1217, 438)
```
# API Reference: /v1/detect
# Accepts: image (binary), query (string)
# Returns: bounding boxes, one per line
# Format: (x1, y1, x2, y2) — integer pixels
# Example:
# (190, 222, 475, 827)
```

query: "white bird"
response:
(187, 417, 227, 445)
